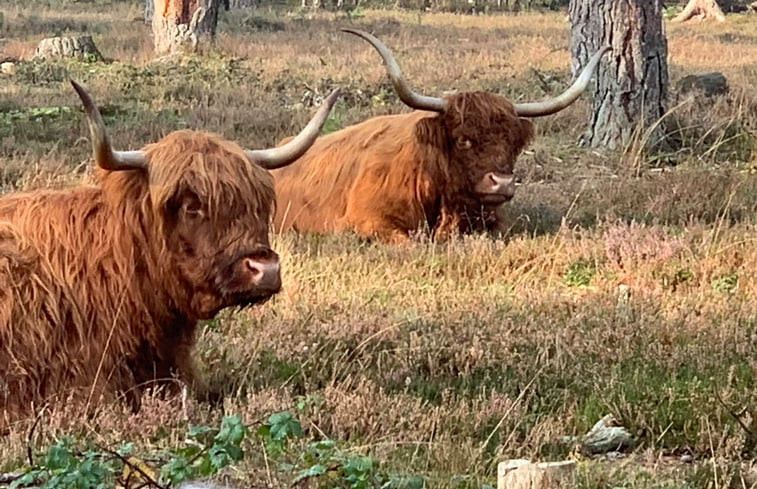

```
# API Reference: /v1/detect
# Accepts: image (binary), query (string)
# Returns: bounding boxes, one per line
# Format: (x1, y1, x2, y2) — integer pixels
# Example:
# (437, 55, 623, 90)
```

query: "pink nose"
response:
(486, 172, 515, 194)
(244, 258, 282, 293)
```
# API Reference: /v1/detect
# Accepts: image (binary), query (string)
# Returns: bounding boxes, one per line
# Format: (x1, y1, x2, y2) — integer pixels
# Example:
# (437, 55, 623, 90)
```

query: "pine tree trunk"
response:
(152, 0, 222, 55)
(569, 0, 669, 150)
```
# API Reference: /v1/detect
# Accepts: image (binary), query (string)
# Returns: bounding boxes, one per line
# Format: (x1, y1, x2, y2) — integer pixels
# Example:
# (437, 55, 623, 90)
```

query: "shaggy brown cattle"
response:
(0, 82, 340, 428)
(272, 30, 610, 243)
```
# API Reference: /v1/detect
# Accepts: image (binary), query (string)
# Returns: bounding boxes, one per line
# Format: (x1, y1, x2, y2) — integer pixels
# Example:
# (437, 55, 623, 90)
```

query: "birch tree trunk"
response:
(152, 0, 222, 55)
(569, 0, 669, 150)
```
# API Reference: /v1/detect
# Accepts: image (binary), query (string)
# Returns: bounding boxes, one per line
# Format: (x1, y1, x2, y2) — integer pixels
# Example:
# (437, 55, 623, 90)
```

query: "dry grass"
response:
(1, 2, 756, 488)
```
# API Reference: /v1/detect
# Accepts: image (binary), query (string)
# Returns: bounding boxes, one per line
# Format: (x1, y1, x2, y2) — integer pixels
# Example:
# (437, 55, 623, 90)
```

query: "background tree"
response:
(152, 0, 223, 55)
(569, 0, 669, 150)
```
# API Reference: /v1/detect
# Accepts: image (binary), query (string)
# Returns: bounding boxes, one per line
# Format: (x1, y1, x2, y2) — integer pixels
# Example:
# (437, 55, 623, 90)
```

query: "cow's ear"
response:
(518, 119, 535, 146)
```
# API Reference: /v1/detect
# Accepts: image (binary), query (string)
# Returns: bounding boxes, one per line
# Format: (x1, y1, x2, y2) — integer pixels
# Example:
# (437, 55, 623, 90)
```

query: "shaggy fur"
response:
(0, 130, 278, 429)
(272, 92, 534, 243)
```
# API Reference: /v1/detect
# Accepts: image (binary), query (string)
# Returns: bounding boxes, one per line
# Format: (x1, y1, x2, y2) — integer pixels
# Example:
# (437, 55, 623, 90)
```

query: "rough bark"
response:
(569, 0, 669, 150)
(152, 0, 222, 55)
(34, 35, 104, 61)
(672, 0, 726, 21)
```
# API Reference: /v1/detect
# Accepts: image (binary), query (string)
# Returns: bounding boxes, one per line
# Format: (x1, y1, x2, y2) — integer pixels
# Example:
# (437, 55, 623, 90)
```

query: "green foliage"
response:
(256, 410, 424, 489)
(712, 272, 739, 294)
(321, 103, 346, 135)
(563, 259, 597, 287)
(10, 416, 249, 489)
(0, 106, 74, 125)
(256, 410, 303, 458)
(159, 414, 249, 486)
(10, 437, 116, 489)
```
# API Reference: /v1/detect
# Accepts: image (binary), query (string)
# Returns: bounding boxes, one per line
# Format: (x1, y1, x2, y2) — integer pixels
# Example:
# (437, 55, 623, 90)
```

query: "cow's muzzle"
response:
(244, 255, 282, 295)
(474, 172, 516, 205)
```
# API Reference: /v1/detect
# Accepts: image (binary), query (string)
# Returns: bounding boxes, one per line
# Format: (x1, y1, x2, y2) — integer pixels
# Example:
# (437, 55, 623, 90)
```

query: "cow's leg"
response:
(489, 205, 509, 236)
(349, 217, 411, 244)
(344, 188, 422, 243)
(171, 328, 222, 405)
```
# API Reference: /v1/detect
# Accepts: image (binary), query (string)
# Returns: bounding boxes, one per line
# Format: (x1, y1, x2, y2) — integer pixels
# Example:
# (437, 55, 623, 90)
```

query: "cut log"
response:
(33, 35, 104, 62)
(497, 460, 576, 489)
(672, 0, 726, 22)
(1, 62, 14, 75)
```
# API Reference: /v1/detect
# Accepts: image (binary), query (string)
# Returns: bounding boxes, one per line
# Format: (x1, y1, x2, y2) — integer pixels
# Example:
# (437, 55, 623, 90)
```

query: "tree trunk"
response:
(152, 0, 222, 55)
(672, 0, 726, 22)
(569, 0, 669, 150)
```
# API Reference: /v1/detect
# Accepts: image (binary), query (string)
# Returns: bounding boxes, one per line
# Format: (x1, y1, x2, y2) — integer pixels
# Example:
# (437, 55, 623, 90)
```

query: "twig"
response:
(477, 365, 544, 457)
(27, 404, 49, 466)
(93, 443, 167, 489)
(714, 389, 754, 439)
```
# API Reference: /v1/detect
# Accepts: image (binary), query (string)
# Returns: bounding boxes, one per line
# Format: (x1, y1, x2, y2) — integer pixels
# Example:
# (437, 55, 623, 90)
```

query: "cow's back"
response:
(271, 111, 440, 238)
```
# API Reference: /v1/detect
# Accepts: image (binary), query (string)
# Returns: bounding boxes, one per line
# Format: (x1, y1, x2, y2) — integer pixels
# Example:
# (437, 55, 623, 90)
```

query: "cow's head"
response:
(71, 81, 340, 319)
(343, 29, 610, 207)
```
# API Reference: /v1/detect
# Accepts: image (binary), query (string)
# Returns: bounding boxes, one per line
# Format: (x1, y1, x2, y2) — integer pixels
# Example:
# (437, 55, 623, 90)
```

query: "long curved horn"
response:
(70, 80, 147, 171)
(514, 46, 612, 117)
(245, 88, 342, 170)
(341, 28, 447, 113)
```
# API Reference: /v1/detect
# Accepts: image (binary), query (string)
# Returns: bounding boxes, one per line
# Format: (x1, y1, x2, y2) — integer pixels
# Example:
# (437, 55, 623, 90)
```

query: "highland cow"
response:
(272, 30, 610, 243)
(0, 81, 340, 428)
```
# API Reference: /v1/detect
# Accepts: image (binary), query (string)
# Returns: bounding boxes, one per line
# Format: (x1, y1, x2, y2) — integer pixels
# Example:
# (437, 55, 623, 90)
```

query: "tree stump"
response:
(34, 35, 104, 62)
(569, 0, 669, 150)
(750, 1, 757, 12)
(497, 460, 576, 489)
(672, 0, 726, 22)
(152, 0, 222, 55)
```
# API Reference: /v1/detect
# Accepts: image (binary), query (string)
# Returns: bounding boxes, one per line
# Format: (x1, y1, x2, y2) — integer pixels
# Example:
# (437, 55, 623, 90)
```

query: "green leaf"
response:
(159, 456, 196, 486)
(116, 443, 134, 456)
(196, 456, 214, 477)
(215, 415, 248, 445)
(293, 463, 328, 484)
(265, 411, 302, 442)
(188, 425, 215, 439)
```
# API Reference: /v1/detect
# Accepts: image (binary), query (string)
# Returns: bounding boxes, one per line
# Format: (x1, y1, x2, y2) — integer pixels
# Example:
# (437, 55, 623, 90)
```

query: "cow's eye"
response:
(183, 196, 204, 218)
(457, 138, 473, 150)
